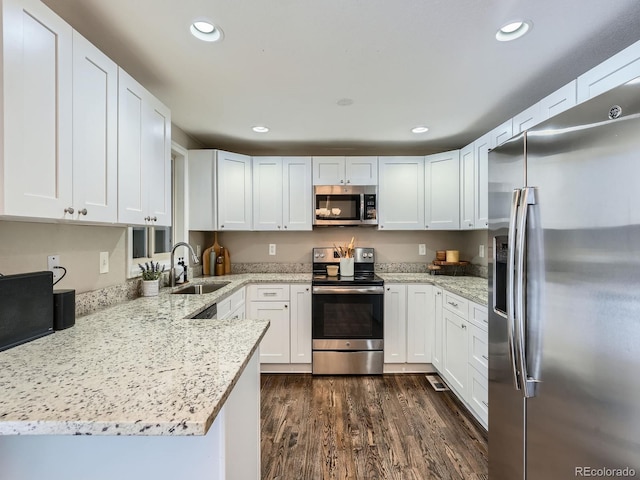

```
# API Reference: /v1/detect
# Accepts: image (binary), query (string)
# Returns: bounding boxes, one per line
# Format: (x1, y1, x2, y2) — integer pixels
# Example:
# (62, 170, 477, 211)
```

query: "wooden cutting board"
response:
(202, 245, 214, 276)
(224, 247, 231, 274)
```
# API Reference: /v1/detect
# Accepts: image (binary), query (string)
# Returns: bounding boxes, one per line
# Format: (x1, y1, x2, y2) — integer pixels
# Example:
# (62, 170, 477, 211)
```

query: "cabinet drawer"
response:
(469, 302, 488, 331)
(217, 297, 232, 319)
(248, 284, 289, 301)
(468, 323, 488, 373)
(443, 291, 468, 319)
(467, 365, 488, 427)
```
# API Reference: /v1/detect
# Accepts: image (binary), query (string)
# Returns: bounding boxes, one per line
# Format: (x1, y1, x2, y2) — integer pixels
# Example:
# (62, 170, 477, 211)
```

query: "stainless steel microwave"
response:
(313, 185, 377, 226)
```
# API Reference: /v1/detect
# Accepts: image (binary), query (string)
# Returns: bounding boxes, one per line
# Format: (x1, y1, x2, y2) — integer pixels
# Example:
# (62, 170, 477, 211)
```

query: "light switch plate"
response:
(479, 245, 485, 258)
(269, 244, 276, 256)
(418, 244, 426, 255)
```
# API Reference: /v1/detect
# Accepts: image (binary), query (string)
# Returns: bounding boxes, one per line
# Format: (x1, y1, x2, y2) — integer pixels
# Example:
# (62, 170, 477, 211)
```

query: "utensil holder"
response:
(339, 258, 354, 277)
(142, 279, 159, 297)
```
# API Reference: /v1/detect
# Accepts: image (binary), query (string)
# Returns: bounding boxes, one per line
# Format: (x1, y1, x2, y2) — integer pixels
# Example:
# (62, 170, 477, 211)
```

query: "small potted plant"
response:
(139, 262, 165, 297)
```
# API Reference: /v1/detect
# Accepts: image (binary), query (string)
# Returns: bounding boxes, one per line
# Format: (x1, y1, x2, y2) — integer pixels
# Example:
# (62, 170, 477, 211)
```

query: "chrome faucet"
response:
(170, 242, 200, 287)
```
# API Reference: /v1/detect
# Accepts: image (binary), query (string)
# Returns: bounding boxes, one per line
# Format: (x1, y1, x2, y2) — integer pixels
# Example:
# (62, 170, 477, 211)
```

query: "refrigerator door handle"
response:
(507, 188, 522, 390)
(515, 186, 540, 398)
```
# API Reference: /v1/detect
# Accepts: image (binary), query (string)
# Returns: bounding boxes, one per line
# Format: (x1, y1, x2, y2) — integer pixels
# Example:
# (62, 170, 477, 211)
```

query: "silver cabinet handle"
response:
(462, 324, 467, 330)
(482, 354, 489, 360)
(482, 400, 488, 407)
(263, 292, 277, 296)
(144, 216, 157, 222)
(436, 291, 441, 295)
(79, 208, 87, 216)
(448, 301, 458, 307)
(64, 207, 74, 214)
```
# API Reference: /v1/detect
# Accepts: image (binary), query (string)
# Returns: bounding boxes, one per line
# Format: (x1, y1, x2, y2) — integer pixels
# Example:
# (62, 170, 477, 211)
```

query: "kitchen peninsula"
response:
(0, 277, 275, 480)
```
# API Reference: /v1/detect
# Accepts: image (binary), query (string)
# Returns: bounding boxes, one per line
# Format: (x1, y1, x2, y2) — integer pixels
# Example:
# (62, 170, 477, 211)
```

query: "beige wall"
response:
(172, 123, 204, 150)
(0, 220, 127, 293)
(196, 229, 489, 266)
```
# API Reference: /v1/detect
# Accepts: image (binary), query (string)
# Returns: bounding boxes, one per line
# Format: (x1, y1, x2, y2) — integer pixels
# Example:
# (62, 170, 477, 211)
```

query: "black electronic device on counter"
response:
(53, 289, 76, 330)
(0, 271, 54, 351)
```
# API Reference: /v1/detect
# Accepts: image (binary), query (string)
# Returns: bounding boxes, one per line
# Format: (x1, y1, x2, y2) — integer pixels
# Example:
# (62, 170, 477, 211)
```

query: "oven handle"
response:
(312, 285, 384, 295)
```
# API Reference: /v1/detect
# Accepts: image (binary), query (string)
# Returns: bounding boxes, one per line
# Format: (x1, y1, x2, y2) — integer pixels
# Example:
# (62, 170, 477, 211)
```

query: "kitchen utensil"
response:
(326, 265, 339, 276)
(224, 247, 231, 274)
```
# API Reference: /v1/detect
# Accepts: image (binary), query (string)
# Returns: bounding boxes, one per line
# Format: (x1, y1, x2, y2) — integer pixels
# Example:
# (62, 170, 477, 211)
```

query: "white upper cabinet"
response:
(577, 38, 640, 102)
(72, 31, 118, 223)
(253, 156, 312, 231)
(117, 69, 171, 226)
(2, 0, 73, 219)
(188, 150, 217, 231)
(252, 157, 283, 230)
(473, 134, 490, 229)
(313, 156, 377, 185)
(282, 157, 313, 230)
(424, 150, 460, 230)
(217, 150, 252, 231)
(539, 80, 577, 121)
(378, 156, 425, 230)
(513, 103, 542, 135)
(490, 119, 513, 148)
(459, 143, 475, 230)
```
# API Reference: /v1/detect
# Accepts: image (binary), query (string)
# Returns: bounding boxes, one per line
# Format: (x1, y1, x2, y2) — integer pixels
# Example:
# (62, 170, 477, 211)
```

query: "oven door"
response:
(312, 285, 383, 340)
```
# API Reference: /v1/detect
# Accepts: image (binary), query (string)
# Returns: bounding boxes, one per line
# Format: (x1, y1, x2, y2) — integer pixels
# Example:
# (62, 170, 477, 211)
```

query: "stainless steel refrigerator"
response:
(489, 79, 640, 479)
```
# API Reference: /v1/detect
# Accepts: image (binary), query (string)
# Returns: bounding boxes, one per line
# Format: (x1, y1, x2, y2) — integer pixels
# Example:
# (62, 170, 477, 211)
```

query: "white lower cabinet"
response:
(433, 290, 488, 429)
(248, 284, 311, 368)
(384, 284, 435, 368)
(217, 288, 245, 320)
(289, 284, 312, 364)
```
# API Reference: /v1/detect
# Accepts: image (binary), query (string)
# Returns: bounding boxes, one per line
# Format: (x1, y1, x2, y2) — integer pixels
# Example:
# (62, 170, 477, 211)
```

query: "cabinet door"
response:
(117, 69, 146, 225)
(442, 309, 468, 397)
(459, 143, 475, 230)
(577, 39, 640, 102)
(384, 284, 407, 363)
(217, 150, 252, 230)
(282, 157, 312, 230)
(345, 156, 378, 185)
(467, 365, 488, 427)
(72, 31, 118, 223)
(468, 323, 488, 374)
(425, 150, 460, 230)
(473, 134, 490, 229)
(188, 150, 217, 230)
(250, 301, 290, 363)
(513, 103, 541, 135)
(490, 119, 513, 148)
(145, 95, 171, 226)
(312, 156, 345, 185)
(3, 0, 73, 218)
(378, 157, 425, 230)
(406, 285, 433, 363)
(290, 285, 312, 363)
(539, 80, 577, 120)
(432, 288, 444, 371)
(252, 157, 283, 230)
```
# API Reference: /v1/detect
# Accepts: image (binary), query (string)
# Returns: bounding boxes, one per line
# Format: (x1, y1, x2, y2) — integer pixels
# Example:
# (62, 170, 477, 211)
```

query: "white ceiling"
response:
(43, 0, 640, 155)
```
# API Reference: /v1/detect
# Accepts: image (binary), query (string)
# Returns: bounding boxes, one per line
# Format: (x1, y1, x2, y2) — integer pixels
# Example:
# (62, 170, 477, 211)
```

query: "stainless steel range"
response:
(311, 247, 384, 375)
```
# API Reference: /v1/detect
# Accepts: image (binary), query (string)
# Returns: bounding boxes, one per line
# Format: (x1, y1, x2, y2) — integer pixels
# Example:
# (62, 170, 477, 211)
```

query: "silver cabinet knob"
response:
(306, 287, 310, 291)
(346, 179, 351, 184)
(277, 225, 281, 229)
(425, 225, 429, 229)
(284, 304, 288, 309)
(462, 324, 467, 329)
(340, 179, 344, 184)
(220, 225, 224, 228)
(469, 223, 473, 227)
(79, 208, 88, 216)
(64, 207, 74, 214)
(284, 225, 288, 229)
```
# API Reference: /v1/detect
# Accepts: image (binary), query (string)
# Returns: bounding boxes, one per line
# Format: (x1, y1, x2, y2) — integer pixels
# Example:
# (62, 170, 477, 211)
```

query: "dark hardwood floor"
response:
(261, 374, 488, 480)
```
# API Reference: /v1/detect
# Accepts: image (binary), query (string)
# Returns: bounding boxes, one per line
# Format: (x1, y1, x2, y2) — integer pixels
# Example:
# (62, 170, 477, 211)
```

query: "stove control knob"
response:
(314, 253, 319, 258)
(320, 253, 325, 258)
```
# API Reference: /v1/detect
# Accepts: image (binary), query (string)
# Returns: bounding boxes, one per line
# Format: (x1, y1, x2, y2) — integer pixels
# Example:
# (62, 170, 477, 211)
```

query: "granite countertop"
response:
(0, 272, 486, 437)
(377, 273, 488, 306)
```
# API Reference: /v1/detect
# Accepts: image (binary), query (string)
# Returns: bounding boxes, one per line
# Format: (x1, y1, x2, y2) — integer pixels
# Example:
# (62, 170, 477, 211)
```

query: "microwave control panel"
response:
(364, 194, 377, 220)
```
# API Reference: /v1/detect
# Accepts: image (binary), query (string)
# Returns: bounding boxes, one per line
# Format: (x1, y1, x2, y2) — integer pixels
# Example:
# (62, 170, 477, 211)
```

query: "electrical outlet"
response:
(269, 244, 276, 256)
(100, 251, 109, 274)
(47, 255, 61, 282)
(479, 245, 485, 258)
(418, 244, 426, 255)
(196, 244, 201, 258)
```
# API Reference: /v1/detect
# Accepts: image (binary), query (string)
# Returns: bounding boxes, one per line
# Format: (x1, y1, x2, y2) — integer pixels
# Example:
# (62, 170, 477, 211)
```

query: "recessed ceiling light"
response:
(190, 19, 223, 42)
(496, 20, 531, 42)
(337, 98, 354, 107)
(252, 126, 269, 133)
(411, 126, 429, 134)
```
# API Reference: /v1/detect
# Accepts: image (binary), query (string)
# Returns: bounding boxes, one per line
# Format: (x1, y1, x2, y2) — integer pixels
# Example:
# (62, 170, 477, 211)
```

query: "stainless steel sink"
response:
(171, 282, 230, 295)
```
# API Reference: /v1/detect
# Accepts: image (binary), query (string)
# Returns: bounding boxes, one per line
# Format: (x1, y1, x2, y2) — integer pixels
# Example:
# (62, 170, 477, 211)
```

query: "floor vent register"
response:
(426, 374, 450, 392)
